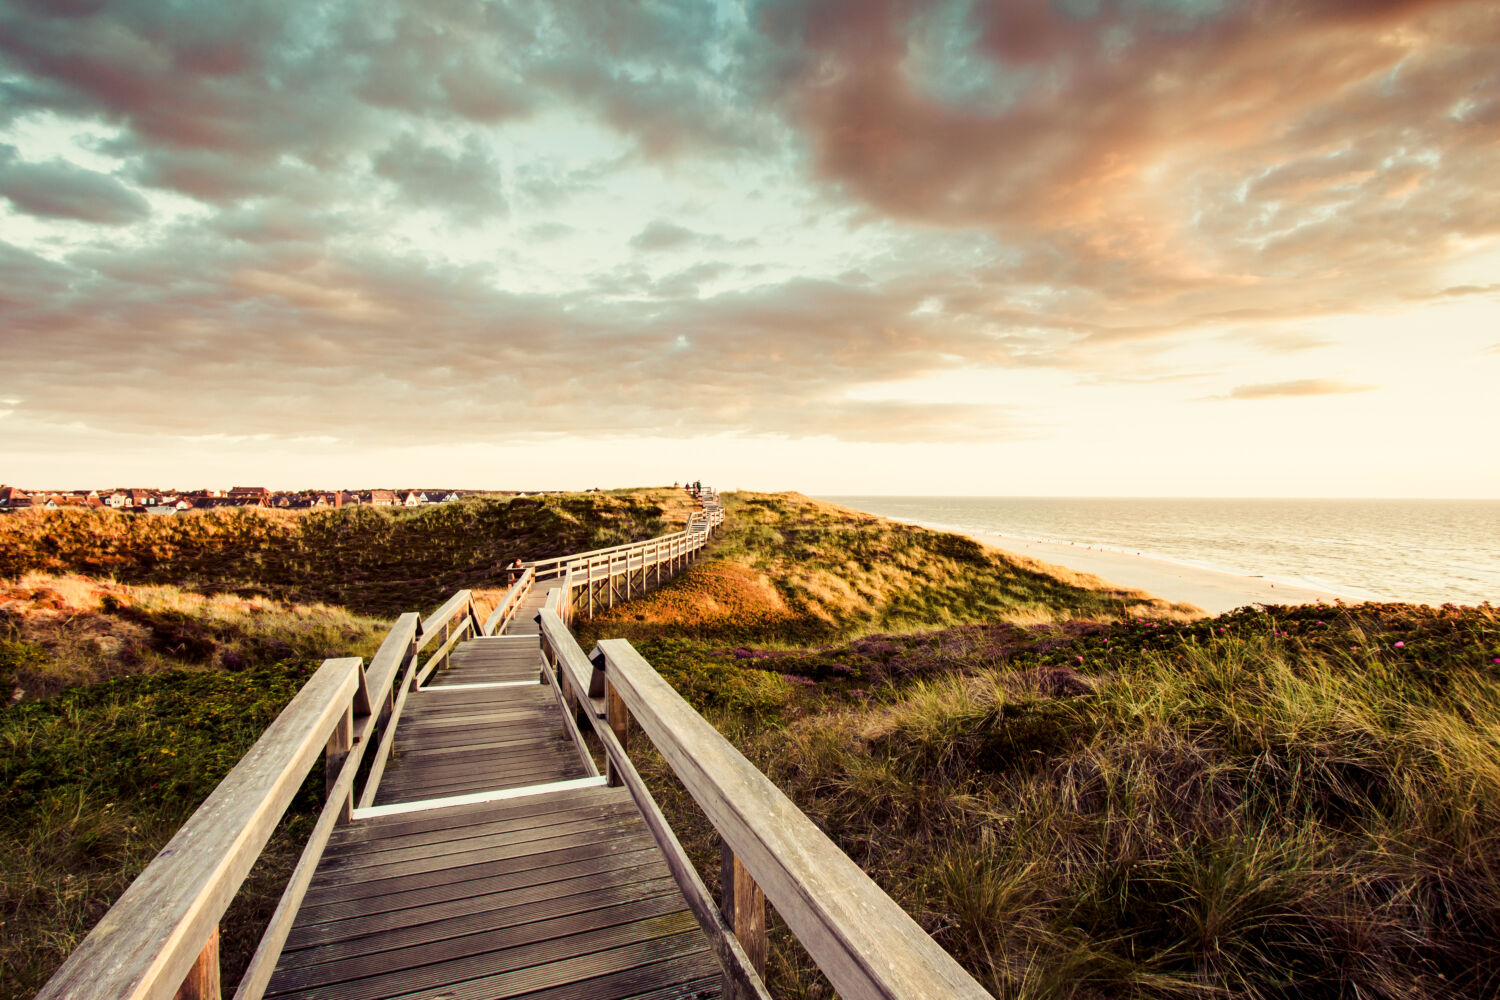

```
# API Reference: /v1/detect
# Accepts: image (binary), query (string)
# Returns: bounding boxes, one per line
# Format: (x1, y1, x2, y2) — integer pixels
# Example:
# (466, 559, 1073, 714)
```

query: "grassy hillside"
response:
(581, 491, 1196, 646)
(574, 493, 1500, 999)
(0, 488, 695, 616)
(0, 574, 389, 995)
(0, 488, 696, 998)
(12, 488, 1493, 998)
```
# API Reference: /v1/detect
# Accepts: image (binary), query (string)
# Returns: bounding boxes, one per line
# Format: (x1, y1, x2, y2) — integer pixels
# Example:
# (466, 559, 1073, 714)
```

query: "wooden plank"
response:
(326, 785, 627, 844)
(721, 847, 766, 997)
(268, 925, 713, 1000)
(300, 840, 660, 910)
(294, 849, 666, 926)
(274, 879, 689, 978)
(370, 766, 594, 807)
(312, 814, 643, 876)
(321, 795, 632, 854)
(37, 657, 360, 1000)
(597, 639, 991, 1000)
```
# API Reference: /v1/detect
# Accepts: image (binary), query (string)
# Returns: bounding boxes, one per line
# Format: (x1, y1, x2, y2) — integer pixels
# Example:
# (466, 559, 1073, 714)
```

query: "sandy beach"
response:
(967, 531, 1370, 616)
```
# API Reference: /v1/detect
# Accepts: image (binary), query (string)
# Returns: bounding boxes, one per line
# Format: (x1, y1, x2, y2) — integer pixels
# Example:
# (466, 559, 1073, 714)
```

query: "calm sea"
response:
(819, 497, 1500, 607)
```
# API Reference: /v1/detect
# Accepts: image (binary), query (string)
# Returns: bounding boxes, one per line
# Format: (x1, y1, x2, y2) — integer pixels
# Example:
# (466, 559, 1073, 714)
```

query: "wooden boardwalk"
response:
(41, 491, 994, 1000)
(263, 588, 723, 1000)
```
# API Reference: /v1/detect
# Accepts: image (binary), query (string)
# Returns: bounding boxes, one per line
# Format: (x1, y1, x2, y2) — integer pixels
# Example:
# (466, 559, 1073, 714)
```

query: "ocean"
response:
(819, 497, 1500, 608)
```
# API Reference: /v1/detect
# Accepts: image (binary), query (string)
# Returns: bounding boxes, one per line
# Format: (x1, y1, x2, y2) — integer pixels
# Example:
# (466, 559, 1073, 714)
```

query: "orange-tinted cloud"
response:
(766, 0, 1500, 327)
(1227, 378, 1378, 400)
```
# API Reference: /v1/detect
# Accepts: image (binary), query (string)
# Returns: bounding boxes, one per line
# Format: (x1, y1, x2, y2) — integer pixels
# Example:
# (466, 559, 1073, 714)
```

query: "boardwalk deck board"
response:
(265, 608, 723, 1000)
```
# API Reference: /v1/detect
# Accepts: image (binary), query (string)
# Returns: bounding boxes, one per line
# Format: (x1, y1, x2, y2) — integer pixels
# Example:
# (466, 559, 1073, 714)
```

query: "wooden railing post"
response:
(325, 702, 354, 823)
(605, 678, 629, 787)
(721, 846, 767, 997)
(172, 927, 220, 1000)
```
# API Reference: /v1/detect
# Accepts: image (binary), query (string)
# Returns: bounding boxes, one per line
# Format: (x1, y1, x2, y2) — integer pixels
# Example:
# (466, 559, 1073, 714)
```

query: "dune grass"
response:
(581, 491, 1196, 648)
(10, 488, 1496, 998)
(602, 595, 1500, 997)
(572, 493, 1500, 998)
(0, 665, 330, 997)
(0, 488, 695, 616)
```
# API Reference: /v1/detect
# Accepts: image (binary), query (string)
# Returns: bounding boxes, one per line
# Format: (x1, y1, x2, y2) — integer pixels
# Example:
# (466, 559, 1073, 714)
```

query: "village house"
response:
(227, 487, 270, 506)
(105, 489, 158, 508)
(367, 490, 397, 507)
(45, 494, 105, 509)
(401, 491, 423, 507)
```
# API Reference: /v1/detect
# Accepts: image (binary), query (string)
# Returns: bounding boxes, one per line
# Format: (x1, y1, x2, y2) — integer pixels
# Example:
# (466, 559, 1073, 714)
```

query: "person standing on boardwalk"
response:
(506, 557, 524, 584)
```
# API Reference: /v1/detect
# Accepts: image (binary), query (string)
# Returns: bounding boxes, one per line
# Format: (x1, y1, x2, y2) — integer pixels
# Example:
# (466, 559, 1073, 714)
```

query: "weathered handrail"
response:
(592, 638, 990, 1000)
(482, 565, 534, 635)
(537, 600, 771, 1000)
(39, 488, 724, 1000)
(526, 525, 700, 580)
(415, 588, 482, 653)
(36, 657, 365, 1000)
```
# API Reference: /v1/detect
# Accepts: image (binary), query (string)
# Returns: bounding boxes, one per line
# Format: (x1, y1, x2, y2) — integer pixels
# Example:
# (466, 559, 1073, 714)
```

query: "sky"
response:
(1, 0, 1497, 497)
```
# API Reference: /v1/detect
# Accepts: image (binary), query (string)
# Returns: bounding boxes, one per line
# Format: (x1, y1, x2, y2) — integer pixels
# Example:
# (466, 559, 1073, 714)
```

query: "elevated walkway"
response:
(40, 490, 992, 1000)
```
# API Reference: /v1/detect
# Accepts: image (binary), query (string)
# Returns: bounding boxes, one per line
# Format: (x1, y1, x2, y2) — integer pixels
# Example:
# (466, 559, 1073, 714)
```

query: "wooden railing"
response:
(482, 565, 535, 635)
(538, 589, 992, 1000)
(42, 488, 990, 1000)
(527, 497, 724, 619)
(33, 588, 480, 1000)
(36, 495, 722, 1000)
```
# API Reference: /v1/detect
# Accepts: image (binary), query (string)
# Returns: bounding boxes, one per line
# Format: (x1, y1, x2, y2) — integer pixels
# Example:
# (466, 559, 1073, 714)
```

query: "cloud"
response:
(0, 0, 1492, 461)
(1226, 379, 1378, 400)
(629, 220, 756, 253)
(630, 220, 706, 252)
(0, 229, 1023, 445)
(761, 0, 1500, 337)
(371, 133, 506, 222)
(0, 145, 148, 224)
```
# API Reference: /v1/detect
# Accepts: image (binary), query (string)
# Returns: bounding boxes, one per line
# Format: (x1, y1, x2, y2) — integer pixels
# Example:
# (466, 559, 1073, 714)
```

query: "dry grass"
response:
(0, 488, 695, 616)
(0, 572, 388, 701)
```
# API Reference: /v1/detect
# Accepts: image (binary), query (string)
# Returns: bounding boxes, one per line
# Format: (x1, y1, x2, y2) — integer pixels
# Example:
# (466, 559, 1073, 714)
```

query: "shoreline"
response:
(963, 530, 1371, 616)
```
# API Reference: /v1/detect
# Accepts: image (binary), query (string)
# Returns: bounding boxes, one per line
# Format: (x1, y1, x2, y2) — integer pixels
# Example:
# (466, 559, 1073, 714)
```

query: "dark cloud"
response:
(1226, 379, 1378, 400)
(760, 0, 1500, 337)
(0, 145, 148, 224)
(371, 133, 506, 222)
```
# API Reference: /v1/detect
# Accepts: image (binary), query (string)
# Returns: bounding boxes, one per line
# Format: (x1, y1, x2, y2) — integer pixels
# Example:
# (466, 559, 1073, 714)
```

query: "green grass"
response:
(0, 666, 326, 998)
